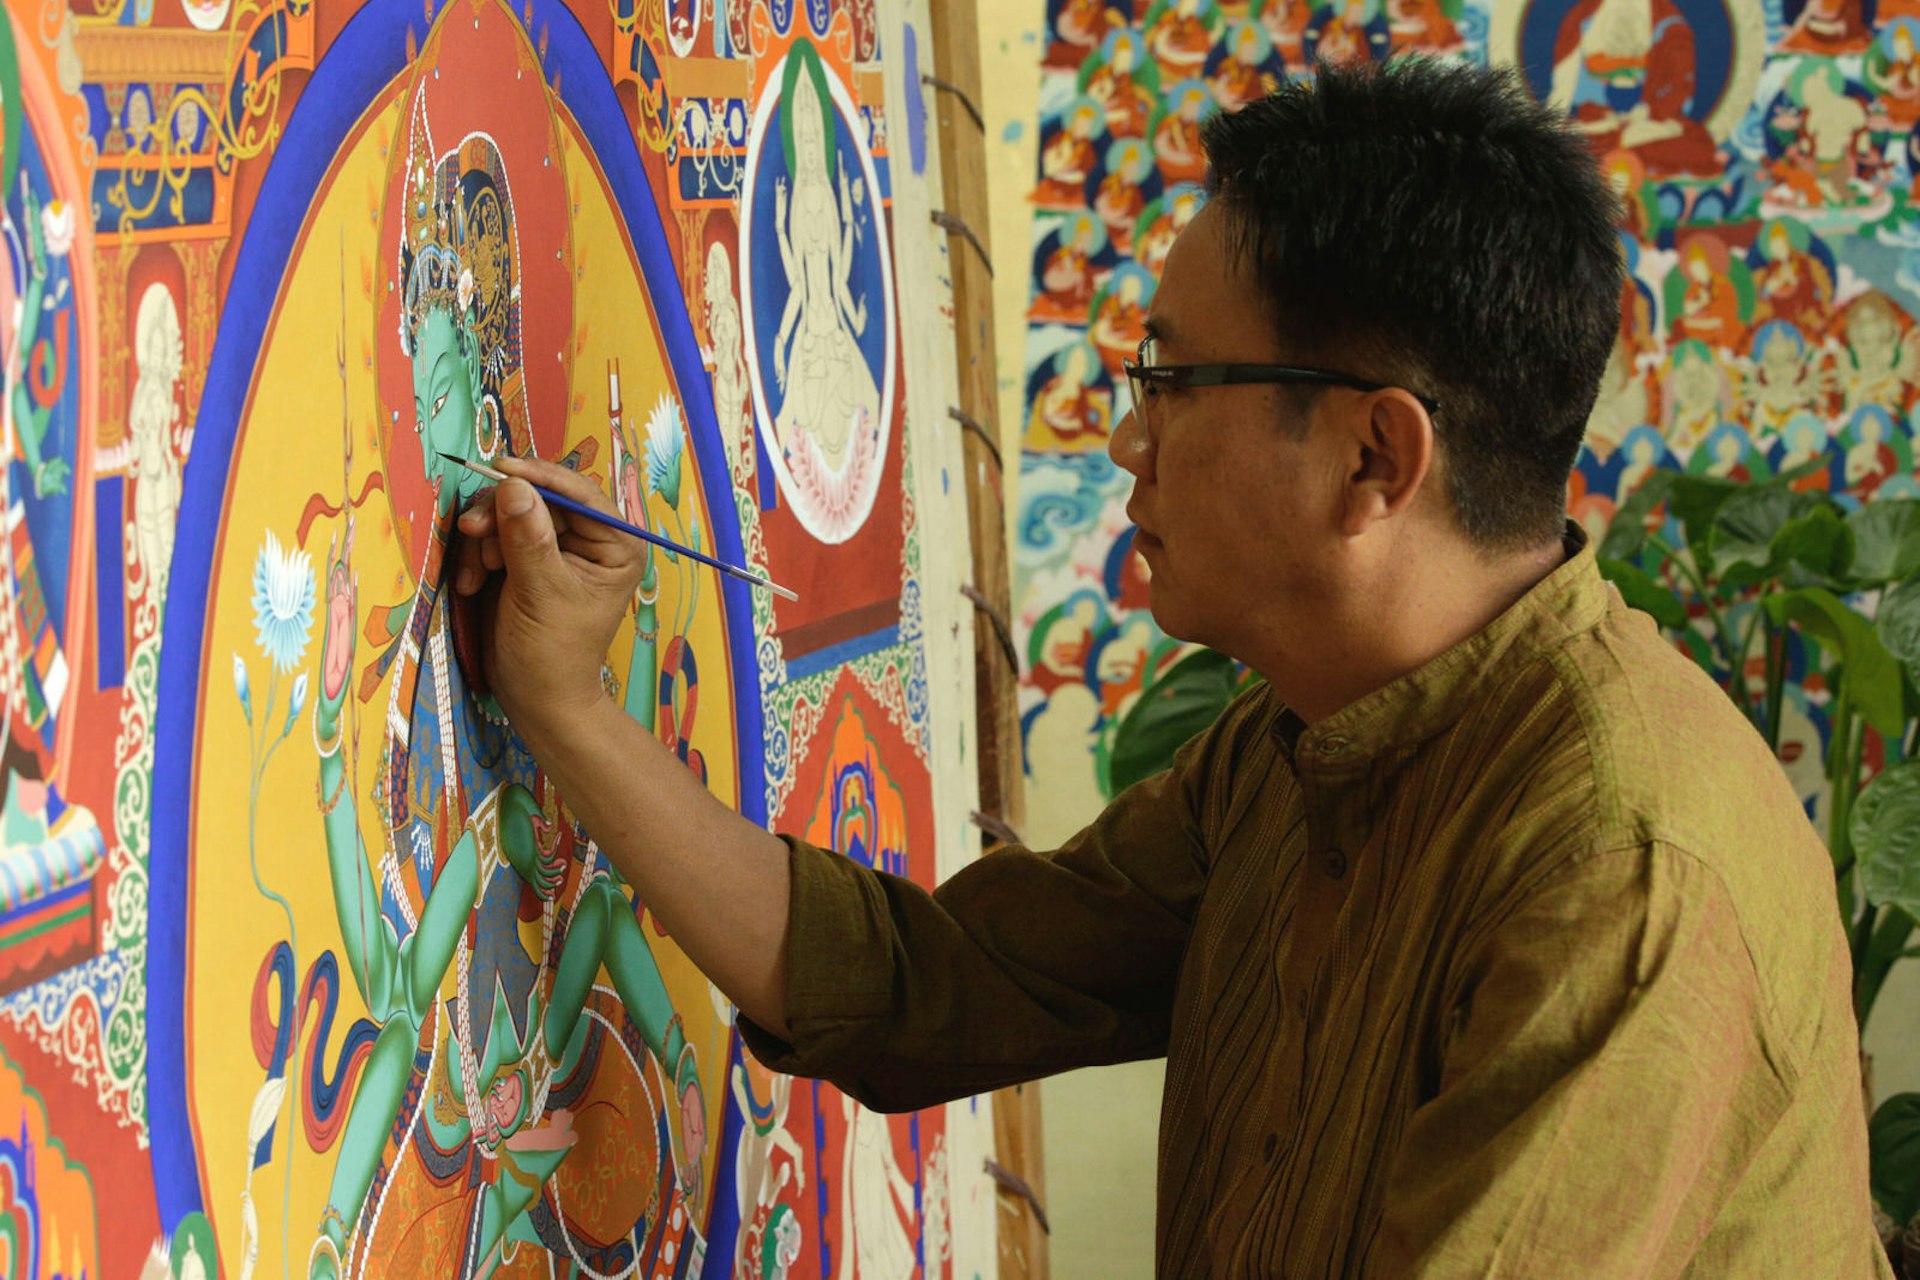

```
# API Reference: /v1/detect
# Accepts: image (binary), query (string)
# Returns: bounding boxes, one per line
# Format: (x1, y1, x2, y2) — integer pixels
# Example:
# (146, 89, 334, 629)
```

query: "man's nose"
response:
(1108, 405, 1152, 479)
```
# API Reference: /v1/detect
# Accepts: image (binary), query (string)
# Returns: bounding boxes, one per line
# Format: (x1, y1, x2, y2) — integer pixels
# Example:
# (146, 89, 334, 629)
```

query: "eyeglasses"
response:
(1121, 334, 1441, 427)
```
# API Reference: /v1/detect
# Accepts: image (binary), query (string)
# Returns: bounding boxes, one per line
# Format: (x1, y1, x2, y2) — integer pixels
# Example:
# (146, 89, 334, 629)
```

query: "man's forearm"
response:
(519, 697, 795, 1039)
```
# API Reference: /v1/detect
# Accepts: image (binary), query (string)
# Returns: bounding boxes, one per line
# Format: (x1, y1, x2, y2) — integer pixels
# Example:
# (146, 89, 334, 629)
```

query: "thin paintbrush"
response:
(439, 452, 799, 602)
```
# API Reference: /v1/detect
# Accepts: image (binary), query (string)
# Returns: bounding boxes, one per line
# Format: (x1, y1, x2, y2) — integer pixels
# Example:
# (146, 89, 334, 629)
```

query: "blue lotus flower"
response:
(233, 652, 252, 725)
(251, 531, 316, 675)
(644, 394, 685, 510)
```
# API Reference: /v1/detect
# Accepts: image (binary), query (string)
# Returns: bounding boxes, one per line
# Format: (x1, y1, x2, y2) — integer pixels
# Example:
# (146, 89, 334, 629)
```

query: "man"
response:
(452, 58, 1889, 1277)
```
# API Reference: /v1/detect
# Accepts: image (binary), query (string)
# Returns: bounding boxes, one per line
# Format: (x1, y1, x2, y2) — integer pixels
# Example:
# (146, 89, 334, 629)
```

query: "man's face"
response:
(1107, 201, 1337, 659)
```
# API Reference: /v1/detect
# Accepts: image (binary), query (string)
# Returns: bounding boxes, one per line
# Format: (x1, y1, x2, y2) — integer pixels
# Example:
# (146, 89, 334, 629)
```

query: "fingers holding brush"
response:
(454, 487, 503, 596)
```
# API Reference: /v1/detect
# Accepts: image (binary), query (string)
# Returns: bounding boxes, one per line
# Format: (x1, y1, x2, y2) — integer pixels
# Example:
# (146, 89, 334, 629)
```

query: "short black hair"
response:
(1201, 57, 1623, 550)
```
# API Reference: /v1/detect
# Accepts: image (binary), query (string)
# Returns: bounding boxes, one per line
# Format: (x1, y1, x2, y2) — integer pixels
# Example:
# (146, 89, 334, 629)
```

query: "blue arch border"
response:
(146, 0, 762, 1260)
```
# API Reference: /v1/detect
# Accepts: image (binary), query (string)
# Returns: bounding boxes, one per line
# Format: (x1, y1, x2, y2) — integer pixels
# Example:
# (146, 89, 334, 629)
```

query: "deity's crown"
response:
(396, 86, 519, 383)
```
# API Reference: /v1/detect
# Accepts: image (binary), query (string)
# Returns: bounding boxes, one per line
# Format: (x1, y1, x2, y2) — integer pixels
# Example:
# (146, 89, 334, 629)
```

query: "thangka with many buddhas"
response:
(1015, 0, 1915, 849)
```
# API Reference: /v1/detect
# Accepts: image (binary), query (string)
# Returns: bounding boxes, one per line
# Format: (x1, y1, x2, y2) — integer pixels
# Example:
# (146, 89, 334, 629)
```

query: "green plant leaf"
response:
(1859, 906, 1919, 1030)
(1666, 474, 1743, 578)
(1763, 586, 1910, 734)
(1870, 1092, 1920, 1227)
(1711, 490, 1847, 588)
(1854, 760, 1920, 925)
(1846, 499, 1920, 587)
(1598, 557, 1687, 629)
(1876, 579, 1920, 671)
(1599, 471, 1674, 563)
(1108, 648, 1242, 794)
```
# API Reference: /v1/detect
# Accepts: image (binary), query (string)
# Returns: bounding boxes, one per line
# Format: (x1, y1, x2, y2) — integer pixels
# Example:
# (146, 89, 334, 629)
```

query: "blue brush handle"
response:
(529, 483, 795, 600)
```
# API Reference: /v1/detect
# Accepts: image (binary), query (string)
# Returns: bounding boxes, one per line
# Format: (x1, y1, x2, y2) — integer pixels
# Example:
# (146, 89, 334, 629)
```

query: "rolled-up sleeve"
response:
(737, 688, 1270, 1112)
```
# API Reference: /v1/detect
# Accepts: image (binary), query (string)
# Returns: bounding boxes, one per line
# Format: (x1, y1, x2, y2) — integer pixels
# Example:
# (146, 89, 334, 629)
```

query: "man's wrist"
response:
(508, 683, 621, 763)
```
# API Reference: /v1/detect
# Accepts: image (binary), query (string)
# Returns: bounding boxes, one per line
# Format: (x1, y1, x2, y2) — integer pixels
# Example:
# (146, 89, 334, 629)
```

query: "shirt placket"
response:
(1207, 736, 1370, 1273)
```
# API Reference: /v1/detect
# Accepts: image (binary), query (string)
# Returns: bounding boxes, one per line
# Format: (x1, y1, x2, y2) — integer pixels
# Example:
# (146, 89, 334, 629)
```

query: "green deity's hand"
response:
(315, 527, 357, 745)
(497, 784, 563, 901)
(21, 187, 45, 281)
(30, 457, 67, 498)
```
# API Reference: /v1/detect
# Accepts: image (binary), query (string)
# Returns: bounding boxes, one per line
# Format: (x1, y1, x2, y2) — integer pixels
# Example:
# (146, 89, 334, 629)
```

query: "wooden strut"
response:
(931, 209, 995, 277)
(924, 0, 1051, 1268)
(922, 71, 986, 132)
(985, 1158, 1054, 1236)
(949, 405, 1003, 472)
(962, 582, 1021, 677)
(969, 809, 1026, 848)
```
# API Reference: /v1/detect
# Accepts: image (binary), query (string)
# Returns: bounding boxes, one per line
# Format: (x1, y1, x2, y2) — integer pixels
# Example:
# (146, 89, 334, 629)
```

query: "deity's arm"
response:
(394, 825, 480, 1021)
(773, 267, 804, 379)
(829, 219, 867, 336)
(623, 554, 660, 730)
(883, 1116, 916, 1214)
(774, 181, 799, 282)
(772, 1119, 804, 1169)
(8, 225, 56, 481)
(836, 175, 858, 266)
(317, 751, 405, 1019)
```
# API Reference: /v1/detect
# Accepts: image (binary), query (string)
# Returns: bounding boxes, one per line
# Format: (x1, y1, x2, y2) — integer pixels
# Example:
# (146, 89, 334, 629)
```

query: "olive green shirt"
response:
(741, 526, 1890, 1277)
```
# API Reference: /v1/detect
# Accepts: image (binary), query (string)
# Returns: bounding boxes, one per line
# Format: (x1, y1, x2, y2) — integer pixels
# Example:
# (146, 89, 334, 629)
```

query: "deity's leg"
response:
(309, 1015, 423, 1280)
(397, 828, 481, 1020)
(546, 878, 681, 1069)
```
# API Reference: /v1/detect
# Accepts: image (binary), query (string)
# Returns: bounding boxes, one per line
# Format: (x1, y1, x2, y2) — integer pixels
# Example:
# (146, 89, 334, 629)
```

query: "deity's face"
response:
(413, 307, 486, 516)
(1113, 37, 1137, 72)
(1685, 250, 1712, 284)
(1767, 226, 1793, 261)
(1761, 329, 1802, 381)
(704, 242, 737, 337)
(137, 286, 184, 380)
(1851, 299, 1897, 364)
(1063, 344, 1090, 384)
(794, 81, 829, 186)
(1670, 350, 1720, 415)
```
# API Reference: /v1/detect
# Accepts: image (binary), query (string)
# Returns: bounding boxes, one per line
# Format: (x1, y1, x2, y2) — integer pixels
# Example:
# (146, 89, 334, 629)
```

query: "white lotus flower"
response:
(644, 394, 685, 509)
(251, 531, 316, 674)
(39, 200, 73, 258)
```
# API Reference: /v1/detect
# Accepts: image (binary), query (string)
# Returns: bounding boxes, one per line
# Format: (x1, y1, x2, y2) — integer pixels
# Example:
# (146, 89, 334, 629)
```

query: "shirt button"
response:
(1263, 1132, 1279, 1162)
(1322, 848, 1348, 879)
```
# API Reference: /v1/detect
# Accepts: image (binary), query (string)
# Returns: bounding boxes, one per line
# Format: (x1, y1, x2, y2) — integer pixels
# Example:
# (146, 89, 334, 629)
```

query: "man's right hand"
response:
(452, 456, 643, 745)
(455, 454, 796, 1045)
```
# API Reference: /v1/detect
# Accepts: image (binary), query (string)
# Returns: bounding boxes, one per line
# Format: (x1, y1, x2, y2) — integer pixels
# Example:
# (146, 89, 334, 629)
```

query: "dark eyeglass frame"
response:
(1122, 336, 1441, 417)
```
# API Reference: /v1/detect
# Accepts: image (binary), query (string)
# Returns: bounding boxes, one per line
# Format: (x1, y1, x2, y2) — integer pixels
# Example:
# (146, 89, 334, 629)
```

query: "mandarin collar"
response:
(1281, 521, 1609, 777)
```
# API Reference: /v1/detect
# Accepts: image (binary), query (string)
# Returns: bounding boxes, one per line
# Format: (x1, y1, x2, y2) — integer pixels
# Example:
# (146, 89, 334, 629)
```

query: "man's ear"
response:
(1338, 390, 1434, 538)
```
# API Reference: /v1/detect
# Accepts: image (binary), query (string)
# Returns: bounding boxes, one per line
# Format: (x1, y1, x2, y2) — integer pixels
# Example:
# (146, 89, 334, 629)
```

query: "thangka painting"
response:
(0, 0, 993, 1271)
(1013, 0, 1920, 843)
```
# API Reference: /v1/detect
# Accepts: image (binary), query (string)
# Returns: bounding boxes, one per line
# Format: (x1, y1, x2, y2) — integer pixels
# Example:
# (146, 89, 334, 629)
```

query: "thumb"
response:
(494, 479, 564, 591)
